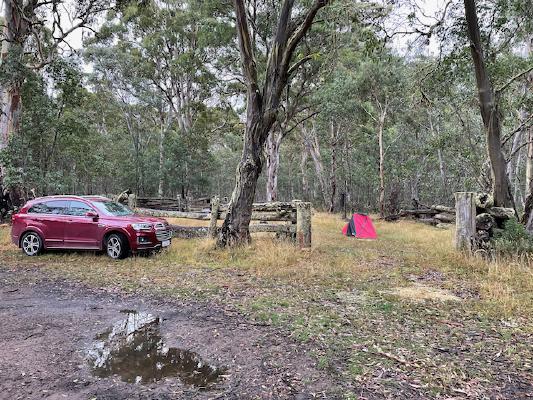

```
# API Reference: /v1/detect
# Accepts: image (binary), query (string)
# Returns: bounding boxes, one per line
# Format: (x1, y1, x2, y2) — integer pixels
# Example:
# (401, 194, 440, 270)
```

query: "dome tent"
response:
(342, 214, 377, 239)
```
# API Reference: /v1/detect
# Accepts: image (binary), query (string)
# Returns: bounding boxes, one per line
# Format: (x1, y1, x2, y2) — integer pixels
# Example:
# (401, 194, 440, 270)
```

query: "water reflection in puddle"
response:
(88, 310, 226, 387)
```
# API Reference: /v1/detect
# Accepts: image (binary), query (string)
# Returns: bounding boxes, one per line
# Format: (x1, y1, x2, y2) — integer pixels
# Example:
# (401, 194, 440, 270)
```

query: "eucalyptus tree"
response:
(86, 0, 235, 197)
(462, 0, 513, 207)
(0, 0, 115, 150)
(264, 65, 320, 202)
(0, 0, 123, 208)
(217, 0, 331, 247)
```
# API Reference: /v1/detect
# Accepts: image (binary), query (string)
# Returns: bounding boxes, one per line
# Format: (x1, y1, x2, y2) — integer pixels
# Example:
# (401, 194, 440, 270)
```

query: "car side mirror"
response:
(86, 211, 99, 220)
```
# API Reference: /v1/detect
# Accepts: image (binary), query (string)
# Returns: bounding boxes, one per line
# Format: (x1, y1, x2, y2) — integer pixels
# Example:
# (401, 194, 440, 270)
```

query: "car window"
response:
(29, 200, 69, 215)
(92, 201, 134, 216)
(28, 202, 49, 214)
(67, 201, 94, 216)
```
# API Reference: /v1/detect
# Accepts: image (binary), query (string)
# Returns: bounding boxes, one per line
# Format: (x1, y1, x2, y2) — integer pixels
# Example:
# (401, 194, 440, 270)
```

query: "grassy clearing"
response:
(1, 213, 532, 398)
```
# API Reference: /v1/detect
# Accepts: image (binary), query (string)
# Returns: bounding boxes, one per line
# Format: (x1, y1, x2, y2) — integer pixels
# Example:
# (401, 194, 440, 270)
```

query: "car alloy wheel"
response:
(21, 232, 42, 256)
(106, 234, 126, 259)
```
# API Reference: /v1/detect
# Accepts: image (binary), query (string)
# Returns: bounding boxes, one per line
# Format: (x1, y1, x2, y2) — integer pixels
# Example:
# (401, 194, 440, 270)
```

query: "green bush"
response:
(492, 218, 533, 255)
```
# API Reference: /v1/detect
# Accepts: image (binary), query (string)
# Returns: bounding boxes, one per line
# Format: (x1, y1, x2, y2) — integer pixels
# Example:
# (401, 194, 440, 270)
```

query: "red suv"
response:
(11, 195, 172, 259)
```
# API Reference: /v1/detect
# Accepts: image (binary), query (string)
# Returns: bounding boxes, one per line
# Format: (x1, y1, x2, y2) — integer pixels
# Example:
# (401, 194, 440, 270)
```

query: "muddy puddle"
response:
(87, 310, 226, 387)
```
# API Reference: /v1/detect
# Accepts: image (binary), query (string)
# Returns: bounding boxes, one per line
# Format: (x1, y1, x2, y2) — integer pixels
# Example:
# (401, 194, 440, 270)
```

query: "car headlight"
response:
(131, 223, 153, 231)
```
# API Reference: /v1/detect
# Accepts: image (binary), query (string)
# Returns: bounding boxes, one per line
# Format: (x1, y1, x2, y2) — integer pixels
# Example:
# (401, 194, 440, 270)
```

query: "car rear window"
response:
(28, 200, 69, 215)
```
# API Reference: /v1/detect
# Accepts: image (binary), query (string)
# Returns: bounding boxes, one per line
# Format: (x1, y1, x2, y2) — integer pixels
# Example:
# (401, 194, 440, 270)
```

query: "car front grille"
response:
(154, 223, 172, 241)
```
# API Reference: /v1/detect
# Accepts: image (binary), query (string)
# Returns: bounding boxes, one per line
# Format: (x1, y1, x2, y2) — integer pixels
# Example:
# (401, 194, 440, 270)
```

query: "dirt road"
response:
(0, 267, 335, 400)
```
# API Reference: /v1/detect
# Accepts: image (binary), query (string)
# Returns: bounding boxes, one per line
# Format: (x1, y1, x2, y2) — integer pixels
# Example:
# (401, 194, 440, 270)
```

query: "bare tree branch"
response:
(496, 65, 533, 96)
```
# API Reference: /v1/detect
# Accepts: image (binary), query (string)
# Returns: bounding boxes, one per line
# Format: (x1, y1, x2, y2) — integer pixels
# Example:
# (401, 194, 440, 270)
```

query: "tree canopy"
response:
(0, 0, 531, 232)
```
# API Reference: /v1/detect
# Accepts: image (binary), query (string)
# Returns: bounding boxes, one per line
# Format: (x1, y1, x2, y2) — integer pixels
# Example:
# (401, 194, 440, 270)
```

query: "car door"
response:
(64, 200, 101, 249)
(28, 200, 69, 248)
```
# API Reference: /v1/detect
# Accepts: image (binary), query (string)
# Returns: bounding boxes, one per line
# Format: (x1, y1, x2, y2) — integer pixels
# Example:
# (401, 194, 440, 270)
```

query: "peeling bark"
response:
(265, 127, 283, 202)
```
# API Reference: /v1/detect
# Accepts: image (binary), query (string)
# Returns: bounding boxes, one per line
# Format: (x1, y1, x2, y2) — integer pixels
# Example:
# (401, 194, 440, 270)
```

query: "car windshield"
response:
(92, 201, 134, 217)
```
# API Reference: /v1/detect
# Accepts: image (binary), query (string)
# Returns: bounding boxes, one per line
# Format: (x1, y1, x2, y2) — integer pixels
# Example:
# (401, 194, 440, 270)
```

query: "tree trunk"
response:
(464, 0, 513, 207)
(378, 111, 386, 217)
(526, 112, 533, 196)
(522, 37, 533, 230)
(437, 148, 448, 198)
(513, 144, 524, 209)
(158, 114, 165, 198)
(0, 0, 32, 151)
(302, 124, 329, 207)
(157, 109, 173, 198)
(0, 1, 29, 209)
(217, 115, 271, 246)
(328, 120, 339, 213)
(265, 128, 283, 202)
(1, 2, 15, 151)
(506, 122, 523, 201)
(217, 0, 329, 246)
(0, 83, 22, 151)
(429, 113, 448, 200)
(300, 143, 309, 201)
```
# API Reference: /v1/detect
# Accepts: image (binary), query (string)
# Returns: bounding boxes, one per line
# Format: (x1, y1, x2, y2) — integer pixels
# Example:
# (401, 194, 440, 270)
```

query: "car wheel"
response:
(106, 234, 128, 259)
(21, 232, 43, 256)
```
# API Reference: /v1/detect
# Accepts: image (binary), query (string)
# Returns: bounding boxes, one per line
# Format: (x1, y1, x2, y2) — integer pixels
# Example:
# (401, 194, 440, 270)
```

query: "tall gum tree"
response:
(463, 0, 513, 207)
(217, 0, 330, 247)
(0, 0, 113, 206)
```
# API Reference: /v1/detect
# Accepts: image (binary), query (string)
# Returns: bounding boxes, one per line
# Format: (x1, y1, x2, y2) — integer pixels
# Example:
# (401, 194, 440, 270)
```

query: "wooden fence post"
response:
(296, 201, 312, 248)
(208, 196, 220, 238)
(455, 192, 476, 252)
(127, 194, 137, 209)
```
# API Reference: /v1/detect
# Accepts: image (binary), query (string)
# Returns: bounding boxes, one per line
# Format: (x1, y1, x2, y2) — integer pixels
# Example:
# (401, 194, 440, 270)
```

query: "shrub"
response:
(492, 218, 533, 256)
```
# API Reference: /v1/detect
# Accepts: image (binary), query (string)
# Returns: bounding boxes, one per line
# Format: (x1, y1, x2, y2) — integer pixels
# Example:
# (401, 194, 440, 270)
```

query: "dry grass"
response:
(165, 217, 209, 227)
(0, 213, 532, 317)
(386, 284, 461, 302)
(2, 214, 532, 397)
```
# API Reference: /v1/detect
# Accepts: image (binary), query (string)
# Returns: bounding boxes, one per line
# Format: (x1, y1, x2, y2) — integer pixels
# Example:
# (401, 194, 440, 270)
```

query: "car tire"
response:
(21, 232, 43, 256)
(106, 233, 128, 259)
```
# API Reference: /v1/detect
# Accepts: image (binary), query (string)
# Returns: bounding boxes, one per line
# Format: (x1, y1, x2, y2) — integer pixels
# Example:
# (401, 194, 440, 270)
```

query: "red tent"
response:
(342, 214, 377, 239)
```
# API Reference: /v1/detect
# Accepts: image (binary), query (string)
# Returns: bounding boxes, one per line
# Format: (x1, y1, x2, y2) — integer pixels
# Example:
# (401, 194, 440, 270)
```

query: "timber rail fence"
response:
(129, 195, 312, 248)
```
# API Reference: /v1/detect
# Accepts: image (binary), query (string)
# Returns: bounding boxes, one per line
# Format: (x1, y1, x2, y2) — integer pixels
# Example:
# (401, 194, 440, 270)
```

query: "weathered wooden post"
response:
(296, 201, 312, 248)
(455, 192, 476, 252)
(127, 193, 137, 209)
(208, 196, 220, 238)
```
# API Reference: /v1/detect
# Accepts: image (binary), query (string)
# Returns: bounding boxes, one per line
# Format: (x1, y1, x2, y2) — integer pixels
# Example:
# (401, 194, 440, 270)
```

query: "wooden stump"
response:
(208, 196, 220, 238)
(296, 201, 312, 249)
(455, 192, 476, 252)
(127, 194, 137, 209)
